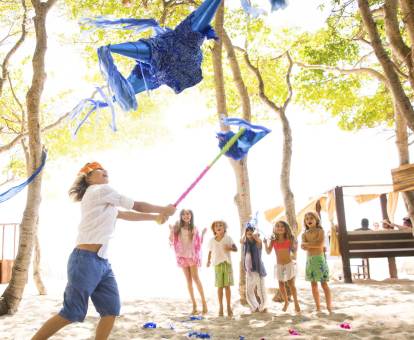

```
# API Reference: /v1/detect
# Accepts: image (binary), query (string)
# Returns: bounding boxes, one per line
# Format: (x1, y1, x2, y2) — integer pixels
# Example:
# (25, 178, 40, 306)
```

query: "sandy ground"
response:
(2, 278, 414, 340)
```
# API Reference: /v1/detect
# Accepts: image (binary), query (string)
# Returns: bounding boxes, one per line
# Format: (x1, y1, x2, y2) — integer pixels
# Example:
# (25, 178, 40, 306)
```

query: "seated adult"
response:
(383, 217, 413, 230)
(354, 218, 372, 231)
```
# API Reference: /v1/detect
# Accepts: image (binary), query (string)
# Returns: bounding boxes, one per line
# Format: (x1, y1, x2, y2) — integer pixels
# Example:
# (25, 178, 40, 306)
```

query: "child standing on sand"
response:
(170, 209, 208, 315)
(301, 211, 332, 313)
(241, 223, 267, 313)
(207, 220, 237, 317)
(264, 220, 300, 313)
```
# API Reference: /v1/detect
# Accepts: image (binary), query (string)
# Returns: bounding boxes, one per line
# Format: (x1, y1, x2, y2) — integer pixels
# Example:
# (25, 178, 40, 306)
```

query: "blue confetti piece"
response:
(189, 316, 203, 321)
(188, 331, 211, 339)
(143, 322, 157, 329)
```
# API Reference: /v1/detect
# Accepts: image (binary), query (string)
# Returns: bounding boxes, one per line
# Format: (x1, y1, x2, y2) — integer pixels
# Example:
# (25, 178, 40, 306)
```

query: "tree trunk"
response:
(383, 0, 414, 89)
(358, 0, 414, 132)
(211, 1, 252, 304)
(33, 219, 47, 295)
(222, 30, 253, 304)
(242, 51, 298, 233)
(279, 108, 298, 233)
(394, 106, 414, 234)
(400, 0, 414, 67)
(0, 0, 56, 315)
(212, 1, 228, 131)
(21, 139, 47, 295)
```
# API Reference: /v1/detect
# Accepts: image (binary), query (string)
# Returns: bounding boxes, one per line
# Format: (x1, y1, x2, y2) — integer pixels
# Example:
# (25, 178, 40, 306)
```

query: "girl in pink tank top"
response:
(169, 209, 208, 315)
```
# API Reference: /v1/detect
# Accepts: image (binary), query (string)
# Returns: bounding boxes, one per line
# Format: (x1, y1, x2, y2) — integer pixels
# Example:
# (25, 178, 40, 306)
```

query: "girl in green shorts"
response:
(207, 220, 237, 317)
(301, 211, 332, 313)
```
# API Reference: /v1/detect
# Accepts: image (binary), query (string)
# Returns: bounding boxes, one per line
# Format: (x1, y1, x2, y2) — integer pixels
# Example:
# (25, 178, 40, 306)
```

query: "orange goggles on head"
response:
(78, 162, 104, 176)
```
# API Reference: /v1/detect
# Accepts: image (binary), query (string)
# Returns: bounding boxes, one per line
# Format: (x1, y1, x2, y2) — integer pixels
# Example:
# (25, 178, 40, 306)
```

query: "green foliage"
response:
(1, 155, 26, 180)
(293, 15, 395, 130)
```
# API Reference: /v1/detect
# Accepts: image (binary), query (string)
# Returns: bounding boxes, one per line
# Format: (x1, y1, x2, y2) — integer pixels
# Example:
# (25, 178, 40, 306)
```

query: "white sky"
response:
(1, 0, 413, 296)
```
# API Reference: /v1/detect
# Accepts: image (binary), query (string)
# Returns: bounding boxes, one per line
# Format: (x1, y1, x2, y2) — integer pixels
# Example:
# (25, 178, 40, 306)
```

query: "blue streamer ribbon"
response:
(69, 87, 116, 136)
(0, 149, 47, 204)
(80, 17, 166, 35)
(97, 45, 137, 112)
(240, 0, 267, 18)
(270, 0, 288, 11)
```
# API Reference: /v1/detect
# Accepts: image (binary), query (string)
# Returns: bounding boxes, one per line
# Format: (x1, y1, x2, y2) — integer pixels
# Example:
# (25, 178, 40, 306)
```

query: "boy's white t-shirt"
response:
(76, 184, 134, 259)
(208, 234, 234, 266)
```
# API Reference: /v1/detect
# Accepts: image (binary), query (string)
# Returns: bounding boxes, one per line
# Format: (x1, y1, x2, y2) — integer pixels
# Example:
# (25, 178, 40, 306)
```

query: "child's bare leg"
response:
(278, 281, 289, 312)
(190, 266, 208, 314)
(287, 278, 300, 313)
(182, 267, 197, 314)
(225, 286, 232, 317)
(311, 282, 321, 312)
(95, 315, 116, 340)
(218, 287, 224, 316)
(321, 281, 332, 313)
(32, 314, 72, 340)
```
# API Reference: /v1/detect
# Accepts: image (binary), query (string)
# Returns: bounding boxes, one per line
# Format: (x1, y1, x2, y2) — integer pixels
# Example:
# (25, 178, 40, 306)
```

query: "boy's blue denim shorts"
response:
(59, 248, 121, 322)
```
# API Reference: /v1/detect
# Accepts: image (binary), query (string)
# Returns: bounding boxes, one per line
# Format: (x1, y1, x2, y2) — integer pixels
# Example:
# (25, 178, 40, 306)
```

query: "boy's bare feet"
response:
(191, 306, 198, 315)
(282, 302, 289, 312)
(294, 304, 301, 313)
(202, 305, 208, 315)
(218, 307, 224, 317)
(227, 308, 233, 317)
(260, 308, 268, 313)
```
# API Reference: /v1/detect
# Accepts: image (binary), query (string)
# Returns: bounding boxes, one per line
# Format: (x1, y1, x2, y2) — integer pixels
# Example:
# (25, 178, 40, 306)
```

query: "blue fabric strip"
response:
(80, 17, 165, 35)
(97, 45, 137, 112)
(0, 149, 47, 204)
(69, 87, 114, 136)
(222, 117, 272, 133)
(270, 0, 287, 11)
(96, 87, 117, 131)
(240, 0, 267, 17)
(217, 117, 271, 160)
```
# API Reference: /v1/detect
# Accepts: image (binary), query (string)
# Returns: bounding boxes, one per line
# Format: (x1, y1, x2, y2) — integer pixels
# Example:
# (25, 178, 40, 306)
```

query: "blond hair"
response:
(211, 220, 228, 236)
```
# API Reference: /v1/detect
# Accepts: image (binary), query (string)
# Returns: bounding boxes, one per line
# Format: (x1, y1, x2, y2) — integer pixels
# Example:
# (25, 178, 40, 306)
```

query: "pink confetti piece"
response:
(340, 322, 351, 329)
(289, 328, 300, 336)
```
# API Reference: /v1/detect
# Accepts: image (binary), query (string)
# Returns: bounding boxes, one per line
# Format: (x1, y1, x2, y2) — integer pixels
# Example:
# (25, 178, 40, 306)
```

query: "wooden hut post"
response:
(335, 186, 352, 283)
(380, 194, 398, 278)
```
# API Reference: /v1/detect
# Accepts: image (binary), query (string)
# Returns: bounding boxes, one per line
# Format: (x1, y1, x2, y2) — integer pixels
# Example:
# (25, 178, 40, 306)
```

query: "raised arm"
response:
(117, 211, 166, 223)
(263, 238, 273, 254)
(253, 233, 262, 248)
(201, 227, 207, 243)
(133, 201, 176, 216)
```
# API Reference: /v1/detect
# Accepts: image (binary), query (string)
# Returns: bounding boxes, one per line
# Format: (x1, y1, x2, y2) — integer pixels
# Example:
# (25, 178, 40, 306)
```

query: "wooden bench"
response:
(334, 186, 414, 283)
(340, 229, 414, 282)
(347, 230, 414, 258)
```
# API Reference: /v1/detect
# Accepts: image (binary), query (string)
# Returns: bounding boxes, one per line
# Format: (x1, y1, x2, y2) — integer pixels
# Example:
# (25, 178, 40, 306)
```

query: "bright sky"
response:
(1, 0, 413, 296)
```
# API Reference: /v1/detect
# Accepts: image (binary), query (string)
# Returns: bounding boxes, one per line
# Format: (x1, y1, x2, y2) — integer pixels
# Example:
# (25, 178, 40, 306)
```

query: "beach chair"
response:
(351, 258, 370, 279)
